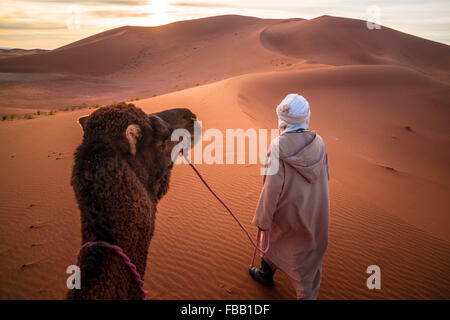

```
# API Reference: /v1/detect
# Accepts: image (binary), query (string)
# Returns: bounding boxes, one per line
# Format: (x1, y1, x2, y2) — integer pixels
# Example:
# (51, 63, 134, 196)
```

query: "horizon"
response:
(0, 0, 449, 50)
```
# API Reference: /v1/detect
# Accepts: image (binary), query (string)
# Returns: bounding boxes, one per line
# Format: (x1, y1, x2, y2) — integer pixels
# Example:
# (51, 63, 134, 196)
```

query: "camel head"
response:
(77, 102, 196, 199)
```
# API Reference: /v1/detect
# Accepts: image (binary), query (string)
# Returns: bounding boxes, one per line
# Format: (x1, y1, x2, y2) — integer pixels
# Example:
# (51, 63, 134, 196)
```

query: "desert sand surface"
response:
(0, 49, 47, 59)
(0, 15, 449, 299)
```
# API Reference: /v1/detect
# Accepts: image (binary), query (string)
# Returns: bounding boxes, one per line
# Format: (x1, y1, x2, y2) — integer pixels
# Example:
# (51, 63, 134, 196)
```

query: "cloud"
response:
(20, 0, 149, 5)
(1, 0, 449, 48)
(0, 22, 67, 30)
(172, 2, 232, 8)
(88, 10, 152, 18)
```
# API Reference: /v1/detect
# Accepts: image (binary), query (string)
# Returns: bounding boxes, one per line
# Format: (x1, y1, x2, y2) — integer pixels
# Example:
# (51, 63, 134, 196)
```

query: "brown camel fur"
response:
(69, 102, 196, 299)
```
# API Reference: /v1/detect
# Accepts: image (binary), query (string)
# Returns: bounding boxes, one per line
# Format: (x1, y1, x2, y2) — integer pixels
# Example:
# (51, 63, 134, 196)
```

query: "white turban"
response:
(276, 94, 310, 134)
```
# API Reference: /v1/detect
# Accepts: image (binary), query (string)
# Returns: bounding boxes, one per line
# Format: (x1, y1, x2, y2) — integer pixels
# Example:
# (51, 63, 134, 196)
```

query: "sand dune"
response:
(2, 15, 449, 109)
(0, 49, 47, 59)
(0, 16, 295, 108)
(134, 72, 450, 299)
(232, 65, 450, 239)
(0, 14, 449, 299)
(0, 15, 282, 76)
(261, 15, 450, 82)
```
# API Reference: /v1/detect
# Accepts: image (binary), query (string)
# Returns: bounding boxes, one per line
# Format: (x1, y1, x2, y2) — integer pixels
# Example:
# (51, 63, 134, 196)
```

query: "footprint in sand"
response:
(219, 283, 234, 295)
(31, 243, 45, 247)
(29, 223, 47, 230)
(20, 262, 37, 269)
(48, 152, 66, 160)
(374, 163, 400, 173)
(20, 258, 48, 269)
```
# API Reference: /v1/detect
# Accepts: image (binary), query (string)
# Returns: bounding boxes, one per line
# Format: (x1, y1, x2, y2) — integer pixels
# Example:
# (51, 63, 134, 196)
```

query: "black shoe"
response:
(249, 259, 276, 286)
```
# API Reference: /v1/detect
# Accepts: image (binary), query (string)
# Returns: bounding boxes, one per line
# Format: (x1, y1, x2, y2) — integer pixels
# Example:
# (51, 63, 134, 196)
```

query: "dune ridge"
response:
(0, 14, 449, 299)
(1, 14, 449, 108)
(260, 16, 450, 81)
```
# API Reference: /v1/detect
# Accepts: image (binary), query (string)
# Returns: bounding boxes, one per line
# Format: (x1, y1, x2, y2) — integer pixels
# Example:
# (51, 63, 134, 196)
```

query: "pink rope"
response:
(250, 229, 269, 267)
(76, 241, 148, 300)
(184, 156, 270, 264)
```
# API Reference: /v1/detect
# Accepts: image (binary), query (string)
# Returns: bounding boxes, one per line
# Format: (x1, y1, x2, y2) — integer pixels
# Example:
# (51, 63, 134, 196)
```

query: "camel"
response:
(69, 102, 196, 299)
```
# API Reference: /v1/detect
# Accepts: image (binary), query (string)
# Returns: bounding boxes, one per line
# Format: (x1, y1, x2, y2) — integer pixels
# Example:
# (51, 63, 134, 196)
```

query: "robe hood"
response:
(279, 132, 327, 184)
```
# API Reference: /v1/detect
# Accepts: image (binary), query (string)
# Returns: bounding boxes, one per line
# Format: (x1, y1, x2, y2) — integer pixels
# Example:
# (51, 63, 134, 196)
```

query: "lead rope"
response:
(76, 241, 148, 300)
(183, 154, 269, 267)
(74, 155, 269, 301)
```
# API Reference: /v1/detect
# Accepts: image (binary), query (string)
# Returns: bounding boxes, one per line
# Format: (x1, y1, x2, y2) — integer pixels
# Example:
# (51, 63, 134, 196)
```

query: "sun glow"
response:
(144, 0, 172, 26)
(1, 0, 449, 49)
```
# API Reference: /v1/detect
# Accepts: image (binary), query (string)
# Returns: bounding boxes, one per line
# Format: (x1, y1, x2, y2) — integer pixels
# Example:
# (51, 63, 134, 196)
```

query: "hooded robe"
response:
(253, 131, 330, 299)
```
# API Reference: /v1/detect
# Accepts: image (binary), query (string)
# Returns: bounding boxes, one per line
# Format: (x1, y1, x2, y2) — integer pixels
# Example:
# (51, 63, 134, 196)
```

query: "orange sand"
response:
(0, 15, 449, 299)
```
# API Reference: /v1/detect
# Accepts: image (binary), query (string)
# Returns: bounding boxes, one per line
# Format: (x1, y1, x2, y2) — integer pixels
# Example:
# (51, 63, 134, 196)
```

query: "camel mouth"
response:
(189, 111, 197, 123)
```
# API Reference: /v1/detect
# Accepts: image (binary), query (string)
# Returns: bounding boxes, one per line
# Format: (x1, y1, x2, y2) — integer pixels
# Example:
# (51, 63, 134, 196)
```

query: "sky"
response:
(0, 0, 449, 49)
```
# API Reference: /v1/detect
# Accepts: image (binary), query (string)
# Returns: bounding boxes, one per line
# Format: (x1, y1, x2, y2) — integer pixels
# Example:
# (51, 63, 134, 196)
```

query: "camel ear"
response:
(125, 124, 141, 156)
(77, 115, 89, 131)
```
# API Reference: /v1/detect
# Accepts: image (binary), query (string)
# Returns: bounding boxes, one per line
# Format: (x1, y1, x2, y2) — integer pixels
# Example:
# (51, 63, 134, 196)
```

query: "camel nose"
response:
(190, 113, 197, 121)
